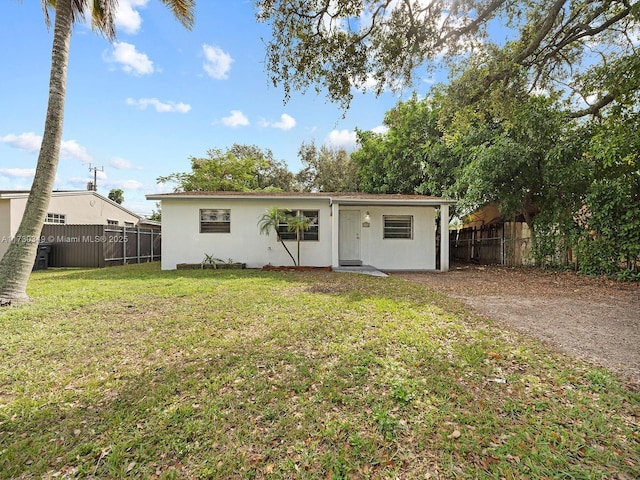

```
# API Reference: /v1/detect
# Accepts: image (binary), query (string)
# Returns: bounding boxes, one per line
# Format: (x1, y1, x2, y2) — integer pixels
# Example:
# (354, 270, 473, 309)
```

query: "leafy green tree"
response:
(575, 105, 640, 276)
(295, 141, 358, 192)
(0, 0, 194, 303)
(257, 0, 637, 115)
(158, 145, 294, 192)
(229, 144, 295, 191)
(148, 202, 162, 222)
(439, 78, 593, 265)
(257, 206, 297, 266)
(352, 94, 455, 195)
(108, 188, 124, 205)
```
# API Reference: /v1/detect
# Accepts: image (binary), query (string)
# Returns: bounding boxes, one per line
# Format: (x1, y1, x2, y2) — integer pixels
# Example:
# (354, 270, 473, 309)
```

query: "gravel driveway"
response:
(392, 265, 640, 388)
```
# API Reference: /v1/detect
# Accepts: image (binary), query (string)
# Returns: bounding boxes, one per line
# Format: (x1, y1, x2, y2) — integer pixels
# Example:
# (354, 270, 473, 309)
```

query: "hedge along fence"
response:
(40, 224, 161, 268)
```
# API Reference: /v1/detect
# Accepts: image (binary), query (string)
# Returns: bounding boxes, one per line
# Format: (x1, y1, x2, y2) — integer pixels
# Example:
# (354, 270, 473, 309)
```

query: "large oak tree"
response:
(257, 1, 639, 115)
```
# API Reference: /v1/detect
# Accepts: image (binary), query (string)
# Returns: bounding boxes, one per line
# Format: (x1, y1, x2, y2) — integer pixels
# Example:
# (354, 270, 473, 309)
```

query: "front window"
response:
(278, 209, 319, 241)
(383, 215, 413, 239)
(200, 209, 231, 233)
(45, 213, 66, 224)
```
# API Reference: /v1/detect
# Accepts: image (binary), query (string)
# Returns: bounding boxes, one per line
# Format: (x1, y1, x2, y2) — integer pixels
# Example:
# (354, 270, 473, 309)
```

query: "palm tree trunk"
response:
(276, 231, 297, 266)
(0, 0, 73, 303)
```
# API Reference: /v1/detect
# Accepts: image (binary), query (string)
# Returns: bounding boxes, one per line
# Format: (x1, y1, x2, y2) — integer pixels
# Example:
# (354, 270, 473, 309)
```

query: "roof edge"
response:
(146, 192, 457, 205)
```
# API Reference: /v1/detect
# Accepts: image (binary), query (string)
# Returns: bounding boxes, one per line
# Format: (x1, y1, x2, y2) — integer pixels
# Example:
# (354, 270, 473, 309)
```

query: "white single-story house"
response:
(146, 191, 456, 271)
(0, 190, 146, 260)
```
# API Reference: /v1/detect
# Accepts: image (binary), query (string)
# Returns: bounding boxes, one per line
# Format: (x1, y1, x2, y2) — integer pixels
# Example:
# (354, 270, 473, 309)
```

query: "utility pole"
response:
(87, 164, 104, 191)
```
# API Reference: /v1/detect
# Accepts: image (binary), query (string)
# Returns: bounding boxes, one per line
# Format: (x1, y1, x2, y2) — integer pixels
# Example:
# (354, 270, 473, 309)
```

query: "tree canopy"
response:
(295, 141, 358, 192)
(257, 0, 639, 115)
(157, 144, 295, 192)
(108, 188, 124, 204)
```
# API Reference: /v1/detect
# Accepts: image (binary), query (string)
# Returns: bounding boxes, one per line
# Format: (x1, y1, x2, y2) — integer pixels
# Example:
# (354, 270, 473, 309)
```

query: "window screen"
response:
(200, 209, 231, 233)
(383, 215, 413, 239)
(278, 210, 319, 241)
(45, 213, 66, 224)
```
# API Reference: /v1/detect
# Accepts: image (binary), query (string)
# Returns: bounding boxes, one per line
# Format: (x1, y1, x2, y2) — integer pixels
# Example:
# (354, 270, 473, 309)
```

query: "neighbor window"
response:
(45, 213, 66, 224)
(278, 209, 319, 241)
(124, 221, 134, 228)
(200, 209, 231, 233)
(107, 219, 119, 226)
(383, 215, 413, 239)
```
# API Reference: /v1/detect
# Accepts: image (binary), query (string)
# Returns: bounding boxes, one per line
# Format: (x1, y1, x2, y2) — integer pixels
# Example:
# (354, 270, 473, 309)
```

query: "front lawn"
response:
(0, 263, 637, 478)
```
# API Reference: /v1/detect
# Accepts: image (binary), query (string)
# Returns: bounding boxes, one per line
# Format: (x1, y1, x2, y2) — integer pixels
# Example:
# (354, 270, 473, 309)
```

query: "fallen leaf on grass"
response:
(447, 429, 462, 440)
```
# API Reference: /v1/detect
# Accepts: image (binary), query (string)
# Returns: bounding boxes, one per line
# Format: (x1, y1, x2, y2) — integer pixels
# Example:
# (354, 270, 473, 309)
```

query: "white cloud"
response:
(126, 97, 191, 113)
(61, 140, 92, 163)
(115, 0, 148, 35)
(325, 129, 358, 151)
(154, 182, 175, 194)
(220, 110, 250, 127)
(371, 125, 389, 135)
(1, 132, 92, 162)
(109, 157, 143, 170)
(261, 113, 296, 130)
(122, 179, 145, 190)
(103, 178, 146, 190)
(0, 168, 36, 178)
(107, 42, 154, 75)
(202, 44, 234, 79)
(0, 132, 41, 152)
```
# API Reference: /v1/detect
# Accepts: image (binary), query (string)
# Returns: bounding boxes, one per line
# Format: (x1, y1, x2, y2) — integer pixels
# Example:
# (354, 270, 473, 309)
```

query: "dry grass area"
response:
(393, 265, 640, 387)
(0, 264, 638, 479)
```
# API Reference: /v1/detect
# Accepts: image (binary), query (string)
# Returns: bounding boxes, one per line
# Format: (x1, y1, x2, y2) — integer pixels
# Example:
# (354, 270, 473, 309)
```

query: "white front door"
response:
(339, 210, 361, 265)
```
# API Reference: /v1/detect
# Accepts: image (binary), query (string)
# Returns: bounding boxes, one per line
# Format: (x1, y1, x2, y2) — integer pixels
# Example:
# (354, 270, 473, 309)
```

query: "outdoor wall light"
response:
(364, 211, 371, 222)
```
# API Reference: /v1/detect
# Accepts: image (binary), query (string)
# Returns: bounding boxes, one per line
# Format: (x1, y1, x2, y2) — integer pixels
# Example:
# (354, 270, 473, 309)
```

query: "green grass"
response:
(0, 263, 638, 479)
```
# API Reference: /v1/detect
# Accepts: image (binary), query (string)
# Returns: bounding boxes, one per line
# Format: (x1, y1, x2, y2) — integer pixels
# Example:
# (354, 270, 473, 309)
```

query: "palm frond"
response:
(159, 0, 195, 30)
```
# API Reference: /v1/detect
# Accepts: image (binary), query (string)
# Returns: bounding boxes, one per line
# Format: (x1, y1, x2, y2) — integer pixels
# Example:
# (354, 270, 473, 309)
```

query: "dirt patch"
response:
(392, 265, 640, 387)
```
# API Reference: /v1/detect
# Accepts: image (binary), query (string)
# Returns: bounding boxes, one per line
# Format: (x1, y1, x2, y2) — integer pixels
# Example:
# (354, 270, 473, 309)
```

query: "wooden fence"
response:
(40, 224, 161, 268)
(449, 222, 533, 266)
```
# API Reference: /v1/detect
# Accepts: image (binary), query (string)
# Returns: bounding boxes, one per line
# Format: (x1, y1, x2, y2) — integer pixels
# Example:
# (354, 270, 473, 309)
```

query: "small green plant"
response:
(373, 407, 401, 440)
(201, 253, 224, 269)
(390, 380, 414, 404)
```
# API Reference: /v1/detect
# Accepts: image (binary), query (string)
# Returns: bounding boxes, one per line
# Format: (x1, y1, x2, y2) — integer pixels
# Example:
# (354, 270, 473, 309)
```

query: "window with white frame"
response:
(278, 209, 319, 241)
(383, 215, 413, 239)
(107, 219, 119, 226)
(45, 213, 66, 224)
(124, 221, 134, 228)
(200, 209, 231, 233)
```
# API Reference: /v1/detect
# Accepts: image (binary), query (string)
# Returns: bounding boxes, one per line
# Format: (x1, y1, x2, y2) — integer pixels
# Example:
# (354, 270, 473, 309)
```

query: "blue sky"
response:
(0, 1, 445, 216)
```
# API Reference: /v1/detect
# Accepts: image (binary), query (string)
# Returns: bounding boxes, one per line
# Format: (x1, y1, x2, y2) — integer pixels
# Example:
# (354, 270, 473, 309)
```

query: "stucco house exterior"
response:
(146, 191, 456, 271)
(0, 190, 145, 261)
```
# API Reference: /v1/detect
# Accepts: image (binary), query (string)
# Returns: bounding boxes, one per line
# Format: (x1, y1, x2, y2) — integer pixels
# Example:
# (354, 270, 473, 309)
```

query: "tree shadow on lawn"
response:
(4, 319, 637, 479)
(5, 266, 640, 478)
(0, 324, 470, 479)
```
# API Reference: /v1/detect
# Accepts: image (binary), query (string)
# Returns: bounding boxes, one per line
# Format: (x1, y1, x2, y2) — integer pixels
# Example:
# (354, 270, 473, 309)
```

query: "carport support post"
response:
(440, 204, 450, 272)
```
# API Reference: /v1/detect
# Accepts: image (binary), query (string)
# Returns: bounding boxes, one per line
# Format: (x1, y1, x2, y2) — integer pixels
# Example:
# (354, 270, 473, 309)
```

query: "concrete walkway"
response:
(333, 265, 388, 277)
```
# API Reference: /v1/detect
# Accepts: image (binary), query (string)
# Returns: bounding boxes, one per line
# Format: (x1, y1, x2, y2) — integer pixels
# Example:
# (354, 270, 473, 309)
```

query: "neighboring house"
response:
(0, 190, 145, 261)
(146, 191, 456, 271)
